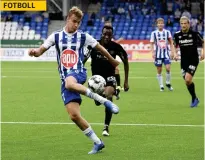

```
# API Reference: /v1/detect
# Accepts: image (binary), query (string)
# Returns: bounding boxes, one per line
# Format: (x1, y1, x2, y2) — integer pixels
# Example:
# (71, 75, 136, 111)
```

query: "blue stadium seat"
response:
(146, 34, 151, 39)
(133, 35, 139, 39)
(139, 35, 145, 40)
(24, 22, 30, 26)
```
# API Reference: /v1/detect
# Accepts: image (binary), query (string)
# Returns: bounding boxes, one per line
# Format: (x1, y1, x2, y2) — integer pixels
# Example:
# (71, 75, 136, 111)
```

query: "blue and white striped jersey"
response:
(150, 29, 172, 59)
(43, 28, 98, 80)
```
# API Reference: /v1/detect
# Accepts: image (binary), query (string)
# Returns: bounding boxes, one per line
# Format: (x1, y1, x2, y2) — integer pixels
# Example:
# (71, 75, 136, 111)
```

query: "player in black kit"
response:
(173, 16, 204, 107)
(84, 26, 129, 136)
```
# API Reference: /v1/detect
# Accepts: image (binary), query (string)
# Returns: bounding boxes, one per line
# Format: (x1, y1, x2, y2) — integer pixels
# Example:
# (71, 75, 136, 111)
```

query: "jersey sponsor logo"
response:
(96, 51, 108, 60)
(157, 40, 167, 49)
(61, 49, 78, 69)
(179, 39, 193, 44)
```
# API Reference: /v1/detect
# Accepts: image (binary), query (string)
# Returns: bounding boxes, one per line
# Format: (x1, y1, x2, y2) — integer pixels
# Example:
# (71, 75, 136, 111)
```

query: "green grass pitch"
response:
(1, 62, 204, 160)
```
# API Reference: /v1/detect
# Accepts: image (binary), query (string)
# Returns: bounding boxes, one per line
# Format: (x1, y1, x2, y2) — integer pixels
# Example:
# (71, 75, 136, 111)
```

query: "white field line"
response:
(0, 121, 204, 127)
(1, 70, 204, 73)
(1, 76, 204, 79)
(1, 70, 204, 76)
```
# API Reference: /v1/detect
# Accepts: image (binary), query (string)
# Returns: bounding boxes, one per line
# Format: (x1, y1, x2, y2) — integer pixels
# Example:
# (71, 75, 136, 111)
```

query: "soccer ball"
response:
(88, 75, 106, 94)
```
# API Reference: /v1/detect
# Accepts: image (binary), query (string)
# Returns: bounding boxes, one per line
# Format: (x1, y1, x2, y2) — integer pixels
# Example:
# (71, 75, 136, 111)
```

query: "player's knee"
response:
(185, 78, 192, 85)
(65, 81, 75, 90)
(104, 89, 114, 99)
(185, 74, 193, 85)
(157, 68, 162, 74)
(166, 69, 170, 73)
(107, 95, 113, 101)
(69, 113, 80, 122)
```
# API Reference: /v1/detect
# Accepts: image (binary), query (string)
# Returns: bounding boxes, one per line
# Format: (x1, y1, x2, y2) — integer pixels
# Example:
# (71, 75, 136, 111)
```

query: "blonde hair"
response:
(156, 18, 164, 24)
(68, 6, 83, 19)
(180, 16, 190, 23)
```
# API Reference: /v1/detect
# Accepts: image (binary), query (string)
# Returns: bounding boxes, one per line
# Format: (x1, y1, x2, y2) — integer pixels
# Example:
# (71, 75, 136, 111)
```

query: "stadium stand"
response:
(0, 0, 204, 40)
(1, 12, 49, 40)
(78, 0, 204, 40)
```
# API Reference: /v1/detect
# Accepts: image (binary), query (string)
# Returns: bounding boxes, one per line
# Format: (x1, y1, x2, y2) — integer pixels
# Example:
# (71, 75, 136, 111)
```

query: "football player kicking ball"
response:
(173, 16, 204, 107)
(84, 25, 129, 136)
(150, 18, 175, 91)
(28, 6, 120, 154)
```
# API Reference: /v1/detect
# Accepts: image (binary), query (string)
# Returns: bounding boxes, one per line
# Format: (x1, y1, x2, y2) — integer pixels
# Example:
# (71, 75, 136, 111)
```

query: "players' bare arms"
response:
(168, 38, 175, 59)
(29, 42, 119, 68)
(200, 39, 204, 61)
(95, 43, 120, 67)
(173, 47, 180, 61)
(117, 46, 129, 91)
(150, 42, 155, 59)
(28, 45, 47, 57)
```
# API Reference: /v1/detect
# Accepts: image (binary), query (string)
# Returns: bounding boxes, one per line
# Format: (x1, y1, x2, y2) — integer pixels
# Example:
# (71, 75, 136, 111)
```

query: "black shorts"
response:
(92, 72, 116, 88)
(181, 60, 199, 77)
(104, 75, 117, 88)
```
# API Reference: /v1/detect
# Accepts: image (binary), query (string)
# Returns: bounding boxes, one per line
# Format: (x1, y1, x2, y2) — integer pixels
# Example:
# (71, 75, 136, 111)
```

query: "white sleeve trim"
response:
(150, 32, 154, 42)
(42, 33, 55, 49)
(85, 33, 98, 48)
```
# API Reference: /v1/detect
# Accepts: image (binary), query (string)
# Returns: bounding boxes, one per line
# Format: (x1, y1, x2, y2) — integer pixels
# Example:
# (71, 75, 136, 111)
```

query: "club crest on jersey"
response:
(61, 49, 78, 69)
(157, 40, 166, 49)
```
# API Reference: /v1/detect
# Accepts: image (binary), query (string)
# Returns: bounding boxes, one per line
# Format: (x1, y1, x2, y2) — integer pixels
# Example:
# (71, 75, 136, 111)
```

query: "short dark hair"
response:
(102, 26, 113, 32)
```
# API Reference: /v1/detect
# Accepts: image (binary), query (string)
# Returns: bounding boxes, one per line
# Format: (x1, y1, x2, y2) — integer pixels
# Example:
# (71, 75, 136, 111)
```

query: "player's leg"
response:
(102, 85, 115, 136)
(115, 66, 121, 87)
(115, 67, 121, 100)
(65, 101, 104, 154)
(183, 64, 199, 107)
(155, 59, 164, 91)
(164, 59, 173, 91)
(65, 74, 119, 114)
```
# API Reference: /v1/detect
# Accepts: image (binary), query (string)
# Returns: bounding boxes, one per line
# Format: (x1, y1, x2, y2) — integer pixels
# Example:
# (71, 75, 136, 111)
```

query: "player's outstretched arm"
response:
(94, 43, 120, 67)
(123, 59, 129, 91)
(29, 33, 55, 57)
(28, 45, 47, 57)
(118, 47, 129, 91)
